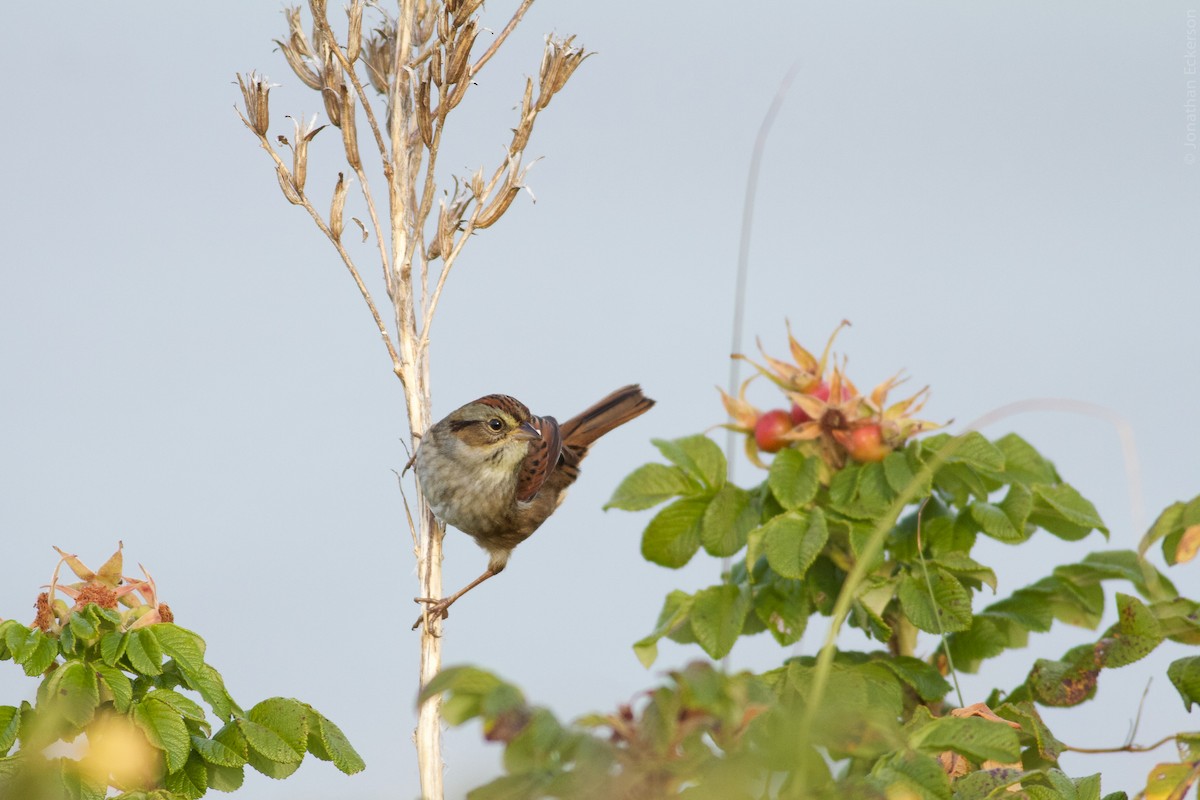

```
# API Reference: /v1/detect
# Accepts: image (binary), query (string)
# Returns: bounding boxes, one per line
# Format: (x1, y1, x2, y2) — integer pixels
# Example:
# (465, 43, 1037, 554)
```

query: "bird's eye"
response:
(487, 418, 504, 432)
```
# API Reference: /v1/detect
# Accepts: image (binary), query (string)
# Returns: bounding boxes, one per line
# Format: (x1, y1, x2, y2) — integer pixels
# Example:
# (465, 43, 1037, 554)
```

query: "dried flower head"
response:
(236, 71, 276, 137)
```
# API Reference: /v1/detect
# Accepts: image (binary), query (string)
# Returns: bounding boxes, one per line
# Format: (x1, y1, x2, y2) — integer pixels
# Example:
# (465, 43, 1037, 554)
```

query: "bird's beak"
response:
(513, 421, 541, 442)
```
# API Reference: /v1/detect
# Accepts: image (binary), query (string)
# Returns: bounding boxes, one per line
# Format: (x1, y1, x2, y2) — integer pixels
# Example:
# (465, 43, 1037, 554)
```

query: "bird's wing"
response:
(515, 415, 562, 503)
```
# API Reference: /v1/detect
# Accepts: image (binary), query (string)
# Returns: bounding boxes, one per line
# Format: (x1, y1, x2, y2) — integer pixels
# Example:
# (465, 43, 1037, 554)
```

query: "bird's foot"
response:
(412, 596, 452, 632)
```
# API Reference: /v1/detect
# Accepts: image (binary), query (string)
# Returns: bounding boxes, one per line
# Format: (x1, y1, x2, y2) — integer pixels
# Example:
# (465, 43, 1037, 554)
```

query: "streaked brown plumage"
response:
(412, 385, 654, 629)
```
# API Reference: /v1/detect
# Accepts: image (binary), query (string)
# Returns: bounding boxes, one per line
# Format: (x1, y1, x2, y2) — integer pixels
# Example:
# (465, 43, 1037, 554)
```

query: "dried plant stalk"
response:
(237, 1, 586, 796)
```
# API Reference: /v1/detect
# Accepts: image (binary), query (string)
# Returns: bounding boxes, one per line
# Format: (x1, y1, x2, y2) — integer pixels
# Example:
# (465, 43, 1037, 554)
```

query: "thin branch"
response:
(470, 0, 535, 78)
(1062, 732, 1176, 755)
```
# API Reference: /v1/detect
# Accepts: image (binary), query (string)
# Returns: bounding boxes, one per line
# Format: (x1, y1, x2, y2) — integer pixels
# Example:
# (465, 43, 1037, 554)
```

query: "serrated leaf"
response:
(640, 496, 707, 568)
(206, 760, 245, 793)
(926, 431, 1006, 472)
(180, 663, 237, 721)
(191, 733, 246, 767)
(134, 695, 192, 773)
(1028, 647, 1100, 707)
(151, 625, 206, 675)
(971, 501, 1024, 543)
(633, 591, 693, 668)
(248, 698, 307, 760)
(605, 463, 697, 510)
(101, 631, 128, 666)
(898, 567, 972, 634)
(68, 612, 97, 642)
(699, 483, 756, 557)
(303, 705, 365, 775)
(92, 662, 133, 714)
(49, 660, 100, 729)
(768, 450, 821, 510)
(147, 688, 207, 724)
(910, 715, 1020, 764)
(882, 450, 918, 494)
(995, 432, 1058, 485)
(763, 509, 828, 580)
(930, 551, 997, 592)
(164, 751, 208, 799)
(880, 656, 951, 702)
(689, 584, 749, 660)
(1031, 484, 1108, 540)
(126, 628, 164, 676)
(1144, 762, 1196, 800)
(0, 706, 20, 756)
(754, 579, 810, 646)
(419, 666, 506, 721)
(1168, 656, 1200, 711)
(651, 435, 726, 490)
(1099, 594, 1161, 671)
(238, 718, 303, 764)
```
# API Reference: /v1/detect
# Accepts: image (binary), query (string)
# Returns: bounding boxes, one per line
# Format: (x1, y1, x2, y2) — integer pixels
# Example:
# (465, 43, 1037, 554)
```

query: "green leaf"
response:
(763, 509, 829, 580)
(1097, 594, 1163, 668)
(48, 660, 100, 729)
(206, 761, 246, 793)
(910, 715, 1020, 764)
(768, 449, 821, 510)
(1152, 597, 1200, 644)
(420, 666, 509, 723)
(753, 579, 810, 646)
(1168, 656, 1200, 711)
(651, 435, 726, 491)
(100, 631, 128, 666)
(303, 704, 365, 775)
(151, 625, 206, 675)
(1028, 646, 1100, 707)
(191, 733, 247, 767)
(126, 628, 164, 676)
(689, 584, 749, 660)
(147, 688, 207, 725)
(163, 751, 208, 800)
(93, 663, 133, 712)
(869, 750, 951, 800)
(0, 706, 20, 756)
(929, 551, 997, 592)
(699, 483, 756, 557)
(13, 628, 57, 677)
(640, 496, 707, 568)
(134, 695, 192, 773)
(882, 450, 919, 494)
(995, 432, 1058, 485)
(604, 463, 697, 510)
(969, 501, 1027, 544)
(633, 591, 693, 668)
(67, 611, 97, 642)
(926, 431, 1006, 473)
(898, 567, 972, 633)
(239, 718, 303, 765)
(180, 663, 238, 722)
(880, 657, 951, 702)
(1030, 484, 1108, 540)
(247, 698, 307, 761)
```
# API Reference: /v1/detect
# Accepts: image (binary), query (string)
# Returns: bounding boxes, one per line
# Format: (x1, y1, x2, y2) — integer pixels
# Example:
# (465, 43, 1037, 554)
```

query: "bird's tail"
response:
(560, 385, 655, 448)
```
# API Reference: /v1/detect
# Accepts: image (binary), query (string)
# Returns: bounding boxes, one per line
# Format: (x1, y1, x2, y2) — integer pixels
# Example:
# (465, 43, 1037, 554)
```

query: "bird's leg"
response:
(412, 568, 499, 631)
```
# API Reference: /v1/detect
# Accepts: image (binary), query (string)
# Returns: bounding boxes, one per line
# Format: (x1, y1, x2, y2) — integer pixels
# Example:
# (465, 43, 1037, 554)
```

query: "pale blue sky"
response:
(1, 2, 1198, 798)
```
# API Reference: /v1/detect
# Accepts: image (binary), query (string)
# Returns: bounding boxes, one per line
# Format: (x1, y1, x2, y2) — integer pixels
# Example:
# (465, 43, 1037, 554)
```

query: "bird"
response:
(411, 385, 654, 630)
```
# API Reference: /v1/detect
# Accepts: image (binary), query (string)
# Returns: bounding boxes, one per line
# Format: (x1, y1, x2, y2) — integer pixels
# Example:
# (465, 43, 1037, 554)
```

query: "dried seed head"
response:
(321, 49, 345, 127)
(284, 6, 315, 58)
(450, 0, 484, 22)
(236, 71, 276, 137)
(446, 20, 478, 86)
(277, 164, 303, 204)
(363, 27, 395, 95)
(416, 73, 434, 148)
(288, 113, 325, 193)
(346, 0, 364, 63)
(330, 172, 348, 241)
(275, 38, 323, 90)
(537, 35, 590, 111)
(475, 186, 520, 229)
(414, 0, 436, 46)
(158, 603, 174, 624)
(341, 90, 361, 170)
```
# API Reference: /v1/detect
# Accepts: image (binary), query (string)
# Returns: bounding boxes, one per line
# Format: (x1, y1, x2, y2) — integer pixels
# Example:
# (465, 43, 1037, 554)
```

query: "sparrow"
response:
(411, 385, 654, 629)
